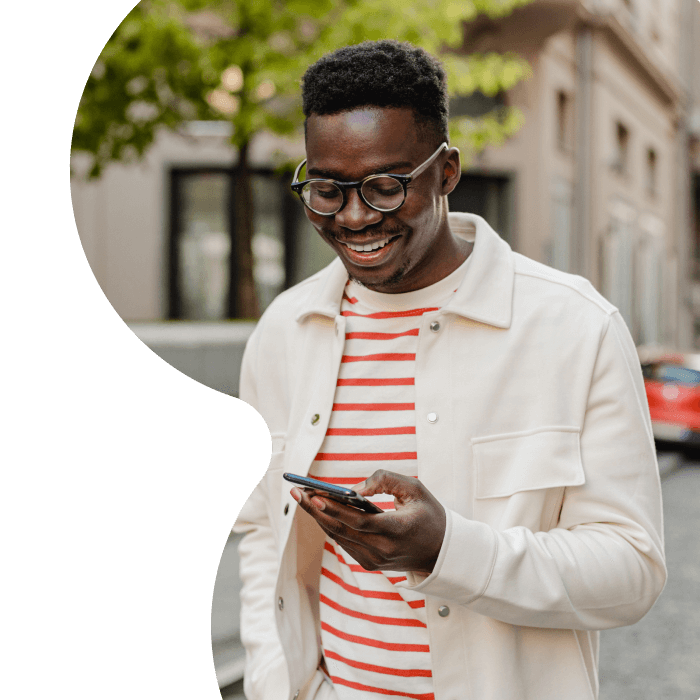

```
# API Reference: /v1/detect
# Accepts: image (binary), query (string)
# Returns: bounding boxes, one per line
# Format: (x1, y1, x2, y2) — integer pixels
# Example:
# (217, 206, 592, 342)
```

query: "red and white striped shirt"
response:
(309, 258, 470, 700)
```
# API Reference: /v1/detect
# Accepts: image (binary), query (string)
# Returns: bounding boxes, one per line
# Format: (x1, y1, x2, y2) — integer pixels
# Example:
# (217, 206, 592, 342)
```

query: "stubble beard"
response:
(331, 222, 414, 293)
(350, 256, 413, 292)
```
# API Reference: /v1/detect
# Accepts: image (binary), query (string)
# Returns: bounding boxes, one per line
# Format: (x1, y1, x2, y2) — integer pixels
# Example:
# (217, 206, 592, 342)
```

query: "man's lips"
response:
(335, 233, 401, 252)
(333, 233, 403, 266)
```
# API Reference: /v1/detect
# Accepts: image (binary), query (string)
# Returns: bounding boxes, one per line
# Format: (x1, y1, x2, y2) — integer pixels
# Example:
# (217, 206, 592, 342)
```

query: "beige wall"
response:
(592, 29, 679, 342)
(612, 0, 682, 78)
(589, 28, 676, 241)
(689, 2, 700, 177)
(472, 23, 676, 245)
(538, 33, 578, 268)
(466, 48, 545, 263)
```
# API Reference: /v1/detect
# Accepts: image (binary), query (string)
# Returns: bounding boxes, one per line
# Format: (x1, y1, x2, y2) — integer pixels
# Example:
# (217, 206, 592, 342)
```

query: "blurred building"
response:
(689, 0, 700, 341)
(71, 0, 700, 369)
(460, 0, 698, 349)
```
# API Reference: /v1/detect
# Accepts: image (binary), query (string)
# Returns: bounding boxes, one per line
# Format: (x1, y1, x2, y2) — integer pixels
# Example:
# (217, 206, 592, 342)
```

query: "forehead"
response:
(305, 107, 422, 178)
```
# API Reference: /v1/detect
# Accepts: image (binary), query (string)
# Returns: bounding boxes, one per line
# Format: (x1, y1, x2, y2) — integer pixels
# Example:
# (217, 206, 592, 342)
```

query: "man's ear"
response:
(441, 147, 461, 196)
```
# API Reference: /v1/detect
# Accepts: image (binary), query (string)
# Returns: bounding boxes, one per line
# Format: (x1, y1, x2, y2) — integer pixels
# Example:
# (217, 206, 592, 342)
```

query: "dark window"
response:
(693, 174, 700, 281)
(643, 364, 700, 386)
(612, 122, 630, 175)
(556, 91, 572, 153)
(450, 91, 506, 119)
(169, 168, 302, 319)
(448, 174, 514, 246)
(646, 148, 657, 197)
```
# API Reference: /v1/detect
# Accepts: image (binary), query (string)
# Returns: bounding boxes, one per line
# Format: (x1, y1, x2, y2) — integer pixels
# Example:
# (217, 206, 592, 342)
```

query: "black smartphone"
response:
(283, 473, 383, 514)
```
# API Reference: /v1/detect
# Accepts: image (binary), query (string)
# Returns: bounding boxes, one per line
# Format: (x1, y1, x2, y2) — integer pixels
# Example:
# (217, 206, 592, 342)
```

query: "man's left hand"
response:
(291, 469, 446, 576)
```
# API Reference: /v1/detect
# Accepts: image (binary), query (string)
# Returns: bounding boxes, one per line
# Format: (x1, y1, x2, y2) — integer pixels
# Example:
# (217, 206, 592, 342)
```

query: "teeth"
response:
(343, 237, 391, 252)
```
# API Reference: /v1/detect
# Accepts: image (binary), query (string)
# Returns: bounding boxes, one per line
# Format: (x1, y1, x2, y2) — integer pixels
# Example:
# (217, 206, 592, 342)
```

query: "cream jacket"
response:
(233, 212, 666, 700)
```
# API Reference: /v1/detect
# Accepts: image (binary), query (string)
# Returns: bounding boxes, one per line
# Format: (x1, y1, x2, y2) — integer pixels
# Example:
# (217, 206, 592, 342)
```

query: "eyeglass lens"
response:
(301, 176, 405, 214)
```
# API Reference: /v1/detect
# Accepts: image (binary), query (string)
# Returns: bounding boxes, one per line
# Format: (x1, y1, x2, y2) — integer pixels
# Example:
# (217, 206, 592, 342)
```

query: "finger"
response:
(291, 487, 331, 515)
(350, 478, 368, 494)
(313, 495, 380, 532)
(293, 489, 375, 544)
(348, 479, 393, 510)
(355, 469, 419, 505)
(352, 470, 383, 496)
(292, 487, 333, 524)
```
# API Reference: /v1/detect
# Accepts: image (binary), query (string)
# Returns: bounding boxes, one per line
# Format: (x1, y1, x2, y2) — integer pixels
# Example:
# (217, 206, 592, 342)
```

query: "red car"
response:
(640, 348, 700, 444)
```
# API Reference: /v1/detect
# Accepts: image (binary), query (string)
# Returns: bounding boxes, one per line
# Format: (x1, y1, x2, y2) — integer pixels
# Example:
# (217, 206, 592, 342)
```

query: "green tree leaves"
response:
(72, 0, 533, 318)
(73, 1, 216, 177)
(73, 0, 533, 177)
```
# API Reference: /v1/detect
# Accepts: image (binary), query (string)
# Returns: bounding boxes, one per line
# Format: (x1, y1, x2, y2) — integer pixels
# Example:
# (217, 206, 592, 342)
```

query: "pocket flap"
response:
(472, 427, 584, 499)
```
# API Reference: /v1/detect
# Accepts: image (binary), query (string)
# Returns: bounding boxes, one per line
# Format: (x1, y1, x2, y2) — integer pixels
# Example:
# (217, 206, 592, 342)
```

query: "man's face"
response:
(303, 108, 461, 293)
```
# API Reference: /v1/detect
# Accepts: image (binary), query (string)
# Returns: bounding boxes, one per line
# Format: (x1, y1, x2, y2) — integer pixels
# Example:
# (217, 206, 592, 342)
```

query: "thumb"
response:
(354, 469, 417, 504)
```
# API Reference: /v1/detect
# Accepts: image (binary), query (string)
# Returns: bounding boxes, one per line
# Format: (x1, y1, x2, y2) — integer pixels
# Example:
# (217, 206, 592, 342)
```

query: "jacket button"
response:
(284, 503, 289, 515)
(311, 413, 320, 425)
(278, 597, 284, 611)
(430, 321, 440, 332)
(293, 692, 299, 700)
(427, 412, 438, 423)
(438, 605, 450, 617)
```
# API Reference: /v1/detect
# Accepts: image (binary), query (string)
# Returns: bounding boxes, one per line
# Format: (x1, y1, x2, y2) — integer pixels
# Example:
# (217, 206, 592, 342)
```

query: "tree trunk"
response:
(232, 141, 259, 319)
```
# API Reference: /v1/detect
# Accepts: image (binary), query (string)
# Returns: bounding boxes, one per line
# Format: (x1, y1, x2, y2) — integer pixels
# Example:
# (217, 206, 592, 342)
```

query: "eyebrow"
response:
(307, 161, 414, 179)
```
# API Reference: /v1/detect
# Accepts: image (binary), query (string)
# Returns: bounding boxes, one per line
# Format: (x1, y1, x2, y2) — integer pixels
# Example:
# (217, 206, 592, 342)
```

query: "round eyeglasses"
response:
(290, 142, 448, 216)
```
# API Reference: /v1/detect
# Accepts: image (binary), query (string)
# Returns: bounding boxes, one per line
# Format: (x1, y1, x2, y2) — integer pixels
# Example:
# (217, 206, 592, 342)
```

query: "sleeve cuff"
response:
(396, 508, 499, 604)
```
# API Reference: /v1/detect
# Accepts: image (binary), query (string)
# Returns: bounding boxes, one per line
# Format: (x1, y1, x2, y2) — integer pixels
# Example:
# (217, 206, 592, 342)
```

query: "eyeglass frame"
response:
(290, 141, 449, 216)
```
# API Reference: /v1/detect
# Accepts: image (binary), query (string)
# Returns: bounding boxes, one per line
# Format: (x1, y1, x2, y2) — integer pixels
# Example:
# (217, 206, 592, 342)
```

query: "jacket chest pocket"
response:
(471, 427, 584, 532)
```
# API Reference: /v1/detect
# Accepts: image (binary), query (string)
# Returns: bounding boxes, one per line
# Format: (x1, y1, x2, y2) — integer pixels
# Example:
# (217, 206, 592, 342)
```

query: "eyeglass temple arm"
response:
(407, 142, 448, 181)
(292, 159, 307, 185)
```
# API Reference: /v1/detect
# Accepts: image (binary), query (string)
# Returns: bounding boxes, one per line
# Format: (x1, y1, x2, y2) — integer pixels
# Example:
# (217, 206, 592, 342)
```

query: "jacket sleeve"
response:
(401, 311, 667, 630)
(232, 325, 290, 700)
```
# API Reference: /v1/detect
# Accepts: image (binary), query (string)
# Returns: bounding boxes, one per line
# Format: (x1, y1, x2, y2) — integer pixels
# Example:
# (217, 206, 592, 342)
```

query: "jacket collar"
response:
(295, 212, 514, 329)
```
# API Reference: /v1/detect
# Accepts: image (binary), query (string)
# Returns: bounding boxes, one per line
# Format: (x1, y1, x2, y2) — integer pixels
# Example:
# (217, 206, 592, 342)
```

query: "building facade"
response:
(461, 0, 695, 348)
(71, 0, 699, 350)
(687, 0, 700, 342)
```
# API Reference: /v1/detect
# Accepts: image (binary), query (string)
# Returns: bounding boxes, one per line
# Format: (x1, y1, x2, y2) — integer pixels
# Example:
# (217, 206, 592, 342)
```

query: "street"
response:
(221, 452, 700, 700)
(599, 452, 700, 700)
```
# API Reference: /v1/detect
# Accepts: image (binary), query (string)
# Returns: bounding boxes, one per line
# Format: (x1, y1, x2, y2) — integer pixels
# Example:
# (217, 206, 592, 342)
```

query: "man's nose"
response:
(334, 188, 383, 231)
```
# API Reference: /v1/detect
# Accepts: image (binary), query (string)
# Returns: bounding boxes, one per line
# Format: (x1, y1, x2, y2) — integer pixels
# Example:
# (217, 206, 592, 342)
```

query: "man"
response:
(233, 40, 665, 700)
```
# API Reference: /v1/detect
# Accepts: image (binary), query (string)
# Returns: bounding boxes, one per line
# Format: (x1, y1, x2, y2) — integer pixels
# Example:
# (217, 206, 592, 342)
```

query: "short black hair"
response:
(301, 40, 449, 147)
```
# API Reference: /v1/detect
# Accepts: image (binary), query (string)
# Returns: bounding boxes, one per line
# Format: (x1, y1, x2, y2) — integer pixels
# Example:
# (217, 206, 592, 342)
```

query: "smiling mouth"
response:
(338, 234, 401, 252)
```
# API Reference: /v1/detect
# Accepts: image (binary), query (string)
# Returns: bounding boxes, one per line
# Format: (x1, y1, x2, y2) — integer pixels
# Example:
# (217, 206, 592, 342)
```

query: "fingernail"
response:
(311, 497, 325, 510)
(291, 488, 301, 503)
